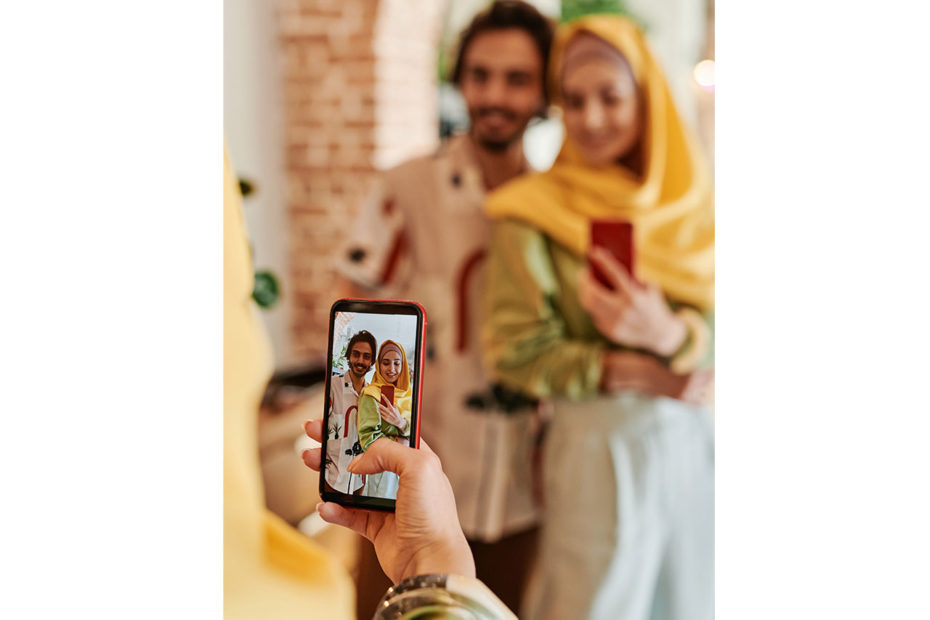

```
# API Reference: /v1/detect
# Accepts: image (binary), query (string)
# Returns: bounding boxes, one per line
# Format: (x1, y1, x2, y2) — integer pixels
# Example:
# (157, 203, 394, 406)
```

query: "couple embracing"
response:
(326, 332, 412, 499)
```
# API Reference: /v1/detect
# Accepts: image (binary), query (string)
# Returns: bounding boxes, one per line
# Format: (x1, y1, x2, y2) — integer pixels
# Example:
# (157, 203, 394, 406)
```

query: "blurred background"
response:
(224, 0, 714, 593)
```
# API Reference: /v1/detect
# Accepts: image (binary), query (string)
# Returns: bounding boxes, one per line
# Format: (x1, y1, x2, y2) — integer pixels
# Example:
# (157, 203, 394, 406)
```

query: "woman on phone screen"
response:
(483, 15, 715, 620)
(357, 340, 413, 498)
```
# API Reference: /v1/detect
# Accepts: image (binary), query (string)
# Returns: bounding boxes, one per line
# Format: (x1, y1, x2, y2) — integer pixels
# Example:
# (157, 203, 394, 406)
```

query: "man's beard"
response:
(475, 134, 519, 152)
(471, 106, 530, 152)
(350, 364, 369, 378)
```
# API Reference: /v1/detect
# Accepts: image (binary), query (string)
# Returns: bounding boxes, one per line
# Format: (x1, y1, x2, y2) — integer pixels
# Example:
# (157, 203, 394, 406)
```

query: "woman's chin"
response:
(578, 149, 618, 168)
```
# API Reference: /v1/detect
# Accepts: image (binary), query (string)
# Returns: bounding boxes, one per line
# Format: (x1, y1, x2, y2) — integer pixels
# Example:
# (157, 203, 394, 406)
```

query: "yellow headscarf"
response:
(485, 15, 714, 310)
(224, 148, 353, 618)
(361, 340, 413, 420)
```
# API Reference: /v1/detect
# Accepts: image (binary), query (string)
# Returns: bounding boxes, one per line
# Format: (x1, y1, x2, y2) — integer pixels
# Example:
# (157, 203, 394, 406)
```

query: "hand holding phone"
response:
(589, 218, 635, 289)
(320, 299, 426, 512)
(378, 393, 408, 433)
(302, 419, 475, 583)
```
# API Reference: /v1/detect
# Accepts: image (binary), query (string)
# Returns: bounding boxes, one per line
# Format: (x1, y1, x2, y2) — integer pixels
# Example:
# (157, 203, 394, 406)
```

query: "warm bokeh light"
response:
(693, 59, 715, 92)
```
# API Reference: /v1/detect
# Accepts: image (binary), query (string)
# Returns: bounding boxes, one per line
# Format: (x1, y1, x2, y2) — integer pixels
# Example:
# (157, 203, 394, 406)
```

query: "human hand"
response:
(601, 351, 714, 405)
(378, 396, 407, 432)
(601, 350, 675, 395)
(676, 368, 714, 405)
(580, 247, 687, 356)
(301, 420, 475, 584)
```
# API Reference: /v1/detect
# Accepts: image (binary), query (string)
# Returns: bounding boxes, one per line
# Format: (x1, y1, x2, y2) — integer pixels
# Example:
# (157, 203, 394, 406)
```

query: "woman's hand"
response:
(601, 351, 714, 405)
(677, 367, 715, 405)
(580, 247, 687, 356)
(301, 420, 474, 584)
(378, 395, 407, 432)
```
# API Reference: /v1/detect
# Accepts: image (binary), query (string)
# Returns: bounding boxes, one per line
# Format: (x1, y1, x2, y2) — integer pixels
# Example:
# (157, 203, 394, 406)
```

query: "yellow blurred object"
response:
(486, 15, 715, 310)
(224, 148, 354, 619)
(258, 392, 322, 525)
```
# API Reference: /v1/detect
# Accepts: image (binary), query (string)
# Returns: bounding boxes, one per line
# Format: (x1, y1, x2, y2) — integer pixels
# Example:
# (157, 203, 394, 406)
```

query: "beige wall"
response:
(224, 0, 295, 365)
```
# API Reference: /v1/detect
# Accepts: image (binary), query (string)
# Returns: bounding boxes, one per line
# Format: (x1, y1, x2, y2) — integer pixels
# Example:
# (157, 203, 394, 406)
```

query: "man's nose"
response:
(482, 76, 508, 106)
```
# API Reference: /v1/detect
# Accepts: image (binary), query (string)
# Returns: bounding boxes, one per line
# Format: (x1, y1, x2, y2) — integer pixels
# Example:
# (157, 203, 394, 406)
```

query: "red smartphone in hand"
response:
(380, 384, 395, 406)
(589, 219, 635, 290)
(320, 298, 426, 512)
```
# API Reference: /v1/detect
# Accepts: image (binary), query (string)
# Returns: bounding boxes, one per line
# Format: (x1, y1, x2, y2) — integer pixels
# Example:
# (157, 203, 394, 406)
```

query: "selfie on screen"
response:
(322, 309, 420, 501)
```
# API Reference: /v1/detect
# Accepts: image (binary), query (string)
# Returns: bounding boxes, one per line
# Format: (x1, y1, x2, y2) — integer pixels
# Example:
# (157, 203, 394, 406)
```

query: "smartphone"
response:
(320, 298, 426, 511)
(589, 218, 635, 289)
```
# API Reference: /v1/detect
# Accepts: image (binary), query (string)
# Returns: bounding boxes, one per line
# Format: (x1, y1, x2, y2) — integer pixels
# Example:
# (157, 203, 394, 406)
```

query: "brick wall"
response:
(277, 0, 444, 360)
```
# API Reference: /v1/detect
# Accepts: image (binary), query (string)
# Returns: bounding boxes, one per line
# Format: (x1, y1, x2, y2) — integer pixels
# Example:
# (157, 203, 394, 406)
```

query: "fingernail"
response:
(315, 502, 324, 513)
(304, 420, 312, 433)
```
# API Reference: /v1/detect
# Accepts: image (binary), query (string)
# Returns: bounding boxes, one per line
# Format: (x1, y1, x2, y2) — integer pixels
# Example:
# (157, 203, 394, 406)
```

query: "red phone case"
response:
(589, 219, 635, 289)
(321, 298, 427, 511)
(380, 384, 395, 406)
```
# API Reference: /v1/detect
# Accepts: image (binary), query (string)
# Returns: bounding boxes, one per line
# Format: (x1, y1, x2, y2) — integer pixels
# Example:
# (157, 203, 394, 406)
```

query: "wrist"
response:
(668, 308, 710, 374)
(600, 351, 653, 393)
(599, 351, 624, 392)
(406, 536, 475, 582)
(651, 314, 688, 357)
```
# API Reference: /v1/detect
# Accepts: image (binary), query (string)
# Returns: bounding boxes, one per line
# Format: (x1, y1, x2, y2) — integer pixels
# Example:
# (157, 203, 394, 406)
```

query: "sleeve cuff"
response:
(669, 307, 710, 374)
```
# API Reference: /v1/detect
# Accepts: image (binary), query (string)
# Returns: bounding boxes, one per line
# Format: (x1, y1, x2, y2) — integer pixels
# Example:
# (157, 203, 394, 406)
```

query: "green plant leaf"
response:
(561, 0, 640, 25)
(252, 270, 280, 309)
(238, 178, 255, 197)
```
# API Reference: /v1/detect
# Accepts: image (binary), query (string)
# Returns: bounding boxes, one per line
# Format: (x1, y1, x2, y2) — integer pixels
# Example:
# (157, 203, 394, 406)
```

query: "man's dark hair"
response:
(346, 330, 377, 362)
(451, 1, 554, 99)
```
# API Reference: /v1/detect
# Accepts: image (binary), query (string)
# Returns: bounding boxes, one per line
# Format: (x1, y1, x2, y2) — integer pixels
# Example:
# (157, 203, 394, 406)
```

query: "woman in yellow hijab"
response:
(358, 340, 413, 499)
(483, 15, 714, 620)
(224, 149, 353, 619)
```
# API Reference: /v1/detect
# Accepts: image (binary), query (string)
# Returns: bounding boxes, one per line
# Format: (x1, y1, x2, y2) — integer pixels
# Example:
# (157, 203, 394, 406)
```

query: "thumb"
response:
(346, 437, 412, 476)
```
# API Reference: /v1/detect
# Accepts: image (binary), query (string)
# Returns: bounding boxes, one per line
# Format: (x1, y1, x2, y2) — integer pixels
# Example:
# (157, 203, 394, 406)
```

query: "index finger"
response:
(589, 246, 636, 296)
(579, 266, 626, 315)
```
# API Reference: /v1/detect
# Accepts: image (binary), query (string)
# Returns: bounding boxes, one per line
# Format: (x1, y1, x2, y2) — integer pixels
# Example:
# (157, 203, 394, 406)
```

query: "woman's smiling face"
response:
(561, 51, 642, 168)
(380, 350, 403, 384)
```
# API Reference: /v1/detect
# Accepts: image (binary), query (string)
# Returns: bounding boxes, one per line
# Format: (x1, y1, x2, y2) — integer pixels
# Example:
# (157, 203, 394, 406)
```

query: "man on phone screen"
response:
(336, 1, 554, 613)
(325, 330, 377, 495)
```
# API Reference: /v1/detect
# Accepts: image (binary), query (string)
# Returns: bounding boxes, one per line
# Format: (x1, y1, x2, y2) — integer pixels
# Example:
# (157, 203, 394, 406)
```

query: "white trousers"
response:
(363, 471, 399, 500)
(524, 391, 714, 620)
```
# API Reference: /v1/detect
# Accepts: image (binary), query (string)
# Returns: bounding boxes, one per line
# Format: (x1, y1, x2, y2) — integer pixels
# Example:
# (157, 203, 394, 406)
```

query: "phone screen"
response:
(320, 299, 425, 511)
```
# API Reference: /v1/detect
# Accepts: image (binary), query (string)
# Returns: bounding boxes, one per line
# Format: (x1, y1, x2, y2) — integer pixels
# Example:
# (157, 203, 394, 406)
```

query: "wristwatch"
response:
(373, 573, 517, 620)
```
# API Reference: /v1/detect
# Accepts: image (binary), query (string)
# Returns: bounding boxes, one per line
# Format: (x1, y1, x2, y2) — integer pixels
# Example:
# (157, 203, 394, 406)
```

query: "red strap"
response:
(379, 232, 408, 286)
(455, 249, 487, 352)
(344, 405, 357, 438)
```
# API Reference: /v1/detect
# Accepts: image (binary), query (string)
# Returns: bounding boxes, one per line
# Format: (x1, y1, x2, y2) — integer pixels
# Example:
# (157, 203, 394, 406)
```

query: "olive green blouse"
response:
(482, 219, 713, 402)
(357, 393, 411, 451)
